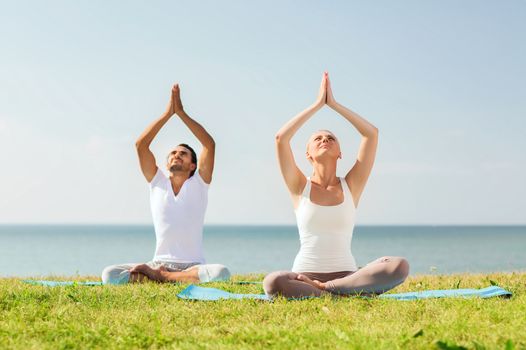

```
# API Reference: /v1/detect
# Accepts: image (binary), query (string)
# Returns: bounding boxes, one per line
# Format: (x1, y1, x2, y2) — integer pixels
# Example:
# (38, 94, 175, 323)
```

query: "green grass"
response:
(1, 273, 525, 349)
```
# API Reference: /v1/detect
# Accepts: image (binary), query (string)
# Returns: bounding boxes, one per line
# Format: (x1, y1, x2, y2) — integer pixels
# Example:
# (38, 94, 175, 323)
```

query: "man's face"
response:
(167, 146, 196, 173)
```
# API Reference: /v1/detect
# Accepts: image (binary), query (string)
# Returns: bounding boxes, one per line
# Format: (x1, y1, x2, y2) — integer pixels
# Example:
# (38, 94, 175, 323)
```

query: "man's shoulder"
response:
(150, 168, 169, 187)
(193, 171, 208, 184)
(188, 172, 209, 190)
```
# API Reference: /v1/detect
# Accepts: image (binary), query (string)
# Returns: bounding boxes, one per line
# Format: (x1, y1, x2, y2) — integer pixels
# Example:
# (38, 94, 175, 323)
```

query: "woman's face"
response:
(306, 130, 341, 163)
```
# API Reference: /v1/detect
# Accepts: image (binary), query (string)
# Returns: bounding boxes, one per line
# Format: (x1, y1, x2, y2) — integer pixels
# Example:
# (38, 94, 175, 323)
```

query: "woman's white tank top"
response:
(292, 177, 358, 273)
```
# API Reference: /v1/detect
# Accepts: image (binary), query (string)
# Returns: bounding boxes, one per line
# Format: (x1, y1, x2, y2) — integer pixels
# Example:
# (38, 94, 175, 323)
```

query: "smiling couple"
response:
(101, 73, 409, 299)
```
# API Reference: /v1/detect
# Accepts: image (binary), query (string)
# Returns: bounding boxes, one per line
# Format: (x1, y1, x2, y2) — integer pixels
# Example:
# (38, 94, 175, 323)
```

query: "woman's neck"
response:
(311, 162, 338, 188)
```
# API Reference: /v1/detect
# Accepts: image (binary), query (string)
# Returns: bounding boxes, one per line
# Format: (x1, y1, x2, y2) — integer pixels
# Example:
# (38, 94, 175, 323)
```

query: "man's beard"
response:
(169, 164, 184, 173)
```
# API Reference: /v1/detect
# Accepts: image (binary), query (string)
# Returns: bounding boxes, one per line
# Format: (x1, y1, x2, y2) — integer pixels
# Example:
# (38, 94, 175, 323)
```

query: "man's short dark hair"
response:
(178, 143, 197, 177)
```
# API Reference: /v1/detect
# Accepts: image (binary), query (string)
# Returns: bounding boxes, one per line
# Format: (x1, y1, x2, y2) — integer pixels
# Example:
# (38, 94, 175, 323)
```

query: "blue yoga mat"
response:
(177, 285, 512, 301)
(379, 286, 511, 300)
(23, 280, 103, 286)
(178, 285, 270, 300)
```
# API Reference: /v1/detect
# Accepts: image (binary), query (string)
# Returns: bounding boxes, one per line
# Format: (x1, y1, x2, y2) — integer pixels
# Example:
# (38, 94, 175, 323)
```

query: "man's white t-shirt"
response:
(149, 168, 208, 263)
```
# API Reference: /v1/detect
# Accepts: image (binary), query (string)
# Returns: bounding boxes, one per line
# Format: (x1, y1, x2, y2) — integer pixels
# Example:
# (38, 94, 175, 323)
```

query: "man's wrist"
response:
(161, 110, 173, 119)
(174, 109, 186, 117)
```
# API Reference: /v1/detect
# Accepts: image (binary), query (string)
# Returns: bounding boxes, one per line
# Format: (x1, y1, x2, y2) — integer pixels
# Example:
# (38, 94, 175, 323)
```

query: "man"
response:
(101, 83, 230, 284)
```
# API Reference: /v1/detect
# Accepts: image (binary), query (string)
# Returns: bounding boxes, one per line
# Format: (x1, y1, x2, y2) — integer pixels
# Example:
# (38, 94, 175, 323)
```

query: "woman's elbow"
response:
(370, 127, 379, 138)
(275, 132, 285, 144)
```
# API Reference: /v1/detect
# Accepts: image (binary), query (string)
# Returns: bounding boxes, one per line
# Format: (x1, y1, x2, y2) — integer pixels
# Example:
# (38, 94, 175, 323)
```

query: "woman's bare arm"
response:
(275, 73, 327, 202)
(326, 74, 378, 207)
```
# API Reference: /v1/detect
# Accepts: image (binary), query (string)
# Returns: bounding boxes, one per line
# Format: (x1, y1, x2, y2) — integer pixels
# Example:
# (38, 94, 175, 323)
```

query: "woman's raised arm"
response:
(326, 74, 378, 207)
(275, 73, 327, 202)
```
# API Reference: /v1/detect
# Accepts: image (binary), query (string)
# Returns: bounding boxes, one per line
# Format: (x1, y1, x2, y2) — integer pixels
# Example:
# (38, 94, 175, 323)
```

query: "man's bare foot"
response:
(130, 264, 168, 282)
(296, 274, 326, 290)
(129, 271, 148, 283)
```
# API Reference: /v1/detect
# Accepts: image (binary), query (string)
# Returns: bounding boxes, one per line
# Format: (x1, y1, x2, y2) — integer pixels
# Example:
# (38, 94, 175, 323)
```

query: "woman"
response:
(263, 72, 409, 298)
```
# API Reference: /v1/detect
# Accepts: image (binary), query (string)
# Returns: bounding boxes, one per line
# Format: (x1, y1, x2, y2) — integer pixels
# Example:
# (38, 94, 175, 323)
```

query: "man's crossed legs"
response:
(101, 261, 230, 285)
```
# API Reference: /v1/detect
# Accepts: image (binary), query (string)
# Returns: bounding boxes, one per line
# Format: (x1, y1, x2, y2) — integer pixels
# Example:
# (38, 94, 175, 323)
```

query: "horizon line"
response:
(1, 223, 525, 227)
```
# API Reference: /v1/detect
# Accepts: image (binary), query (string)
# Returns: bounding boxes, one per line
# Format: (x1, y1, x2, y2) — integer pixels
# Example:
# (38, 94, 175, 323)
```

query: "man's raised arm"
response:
(172, 84, 215, 184)
(135, 86, 178, 182)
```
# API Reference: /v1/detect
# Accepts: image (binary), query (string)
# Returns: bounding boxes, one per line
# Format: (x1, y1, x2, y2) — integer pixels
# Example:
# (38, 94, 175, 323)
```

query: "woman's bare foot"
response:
(130, 264, 168, 282)
(296, 274, 326, 290)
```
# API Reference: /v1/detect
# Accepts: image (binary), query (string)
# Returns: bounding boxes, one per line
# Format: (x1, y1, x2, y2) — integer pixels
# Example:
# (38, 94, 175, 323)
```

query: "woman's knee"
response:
(263, 271, 292, 296)
(389, 257, 410, 281)
(371, 256, 409, 281)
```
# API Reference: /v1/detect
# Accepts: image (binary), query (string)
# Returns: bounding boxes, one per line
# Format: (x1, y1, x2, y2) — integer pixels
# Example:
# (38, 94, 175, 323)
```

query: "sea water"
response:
(0, 225, 524, 277)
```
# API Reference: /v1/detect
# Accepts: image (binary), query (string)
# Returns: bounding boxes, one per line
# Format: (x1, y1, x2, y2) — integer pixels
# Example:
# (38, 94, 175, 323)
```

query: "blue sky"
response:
(1, 1, 525, 225)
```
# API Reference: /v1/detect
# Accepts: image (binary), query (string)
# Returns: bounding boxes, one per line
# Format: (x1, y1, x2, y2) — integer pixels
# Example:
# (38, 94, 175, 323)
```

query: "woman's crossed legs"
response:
(263, 256, 409, 298)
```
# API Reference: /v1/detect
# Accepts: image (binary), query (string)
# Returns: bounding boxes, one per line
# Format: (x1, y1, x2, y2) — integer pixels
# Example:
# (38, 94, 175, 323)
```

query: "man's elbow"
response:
(135, 139, 148, 150)
(206, 138, 216, 150)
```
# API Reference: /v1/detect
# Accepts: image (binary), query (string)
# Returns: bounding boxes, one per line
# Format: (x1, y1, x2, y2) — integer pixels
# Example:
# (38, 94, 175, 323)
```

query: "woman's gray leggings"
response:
(263, 256, 410, 298)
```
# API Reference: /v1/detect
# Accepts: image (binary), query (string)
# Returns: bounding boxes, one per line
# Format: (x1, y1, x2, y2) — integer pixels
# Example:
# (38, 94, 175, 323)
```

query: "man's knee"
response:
(263, 271, 291, 297)
(197, 264, 230, 282)
(101, 265, 130, 285)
